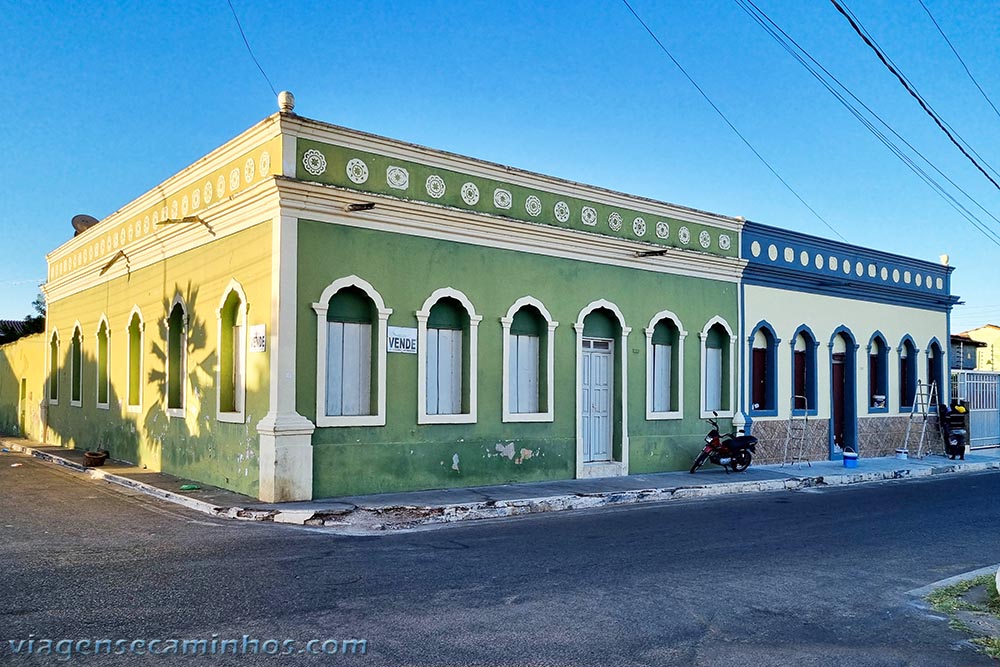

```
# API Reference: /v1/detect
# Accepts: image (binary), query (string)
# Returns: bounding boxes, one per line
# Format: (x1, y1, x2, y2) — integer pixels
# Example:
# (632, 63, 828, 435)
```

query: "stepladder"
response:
(902, 380, 938, 459)
(782, 395, 812, 467)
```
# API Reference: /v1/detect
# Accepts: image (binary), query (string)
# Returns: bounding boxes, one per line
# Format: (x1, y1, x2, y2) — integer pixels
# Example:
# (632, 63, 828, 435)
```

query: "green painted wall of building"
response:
(43, 223, 273, 496)
(295, 139, 739, 260)
(297, 220, 737, 497)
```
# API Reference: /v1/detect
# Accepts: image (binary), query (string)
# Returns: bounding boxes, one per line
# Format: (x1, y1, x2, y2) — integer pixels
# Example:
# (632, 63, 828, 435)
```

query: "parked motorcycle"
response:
(690, 412, 759, 473)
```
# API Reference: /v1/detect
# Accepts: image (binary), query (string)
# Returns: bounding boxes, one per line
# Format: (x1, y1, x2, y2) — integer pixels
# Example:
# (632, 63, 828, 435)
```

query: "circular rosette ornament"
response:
(426, 175, 446, 199)
(608, 212, 623, 231)
(554, 201, 570, 223)
(386, 166, 409, 190)
(525, 195, 542, 217)
(302, 149, 328, 176)
(493, 188, 513, 210)
(346, 158, 369, 184)
(461, 182, 480, 205)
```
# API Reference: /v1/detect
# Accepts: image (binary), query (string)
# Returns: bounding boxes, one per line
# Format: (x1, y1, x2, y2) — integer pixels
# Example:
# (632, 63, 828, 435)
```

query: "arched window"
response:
(126, 308, 144, 413)
(645, 311, 686, 419)
(868, 332, 889, 412)
(502, 297, 557, 422)
(417, 288, 481, 424)
(927, 339, 944, 407)
(749, 322, 778, 415)
(166, 299, 187, 416)
(216, 282, 247, 423)
(700, 317, 735, 418)
(830, 327, 858, 453)
(791, 326, 818, 414)
(312, 276, 392, 428)
(95, 317, 110, 409)
(70, 324, 83, 407)
(899, 337, 918, 410)
(48, 330, 59, 405)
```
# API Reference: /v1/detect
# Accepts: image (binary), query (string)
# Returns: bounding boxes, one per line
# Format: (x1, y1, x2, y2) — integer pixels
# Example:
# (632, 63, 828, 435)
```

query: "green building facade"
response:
(39, 104, 744, 501)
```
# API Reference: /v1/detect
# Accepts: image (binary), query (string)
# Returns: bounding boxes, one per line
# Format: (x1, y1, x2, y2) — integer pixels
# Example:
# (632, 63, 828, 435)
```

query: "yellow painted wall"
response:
(744, 284, 948, 421)
(43, 221, 273, 495)
(963, 325, 1000, 371)
(0, 333, 46, 440)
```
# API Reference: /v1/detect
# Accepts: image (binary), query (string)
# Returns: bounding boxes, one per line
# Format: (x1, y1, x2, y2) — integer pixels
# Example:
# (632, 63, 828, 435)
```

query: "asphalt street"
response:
(1, 450, 998, 666)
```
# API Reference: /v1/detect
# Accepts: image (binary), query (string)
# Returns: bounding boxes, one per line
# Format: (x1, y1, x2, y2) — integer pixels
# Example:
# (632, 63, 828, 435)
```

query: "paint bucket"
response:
(895, 448, 908, 460)
(843, 451, 858, 468)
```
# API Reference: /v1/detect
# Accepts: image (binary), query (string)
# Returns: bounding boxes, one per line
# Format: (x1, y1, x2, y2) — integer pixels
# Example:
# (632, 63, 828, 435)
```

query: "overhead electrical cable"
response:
(226, 0, 278, 98)
(830, 0, 1000, 191)
(917, 0, 1000, 122)
(619, 0, 848, 242)
(734, 0, 1000, 247)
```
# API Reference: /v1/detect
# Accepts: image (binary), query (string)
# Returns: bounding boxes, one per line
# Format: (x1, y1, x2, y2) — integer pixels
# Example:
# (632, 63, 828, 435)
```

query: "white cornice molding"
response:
(276, 179, 746, 283)
(45, 180, 281, 304)
(280, 115, 743, 233)
(48, 115, 283, 264)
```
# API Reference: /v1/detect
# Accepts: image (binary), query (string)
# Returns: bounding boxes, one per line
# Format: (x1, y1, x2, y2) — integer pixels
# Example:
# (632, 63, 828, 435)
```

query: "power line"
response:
(734, 0, 1000, 248)
(226, 0, 277, 98)
(830, 0, 1000, 191)
(619, 0, 848, 242)
(917, 0, 1000, 123)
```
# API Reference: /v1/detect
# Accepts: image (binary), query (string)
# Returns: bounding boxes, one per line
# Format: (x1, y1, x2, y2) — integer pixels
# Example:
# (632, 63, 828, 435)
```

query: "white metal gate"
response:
(951, 371, 1000, 449)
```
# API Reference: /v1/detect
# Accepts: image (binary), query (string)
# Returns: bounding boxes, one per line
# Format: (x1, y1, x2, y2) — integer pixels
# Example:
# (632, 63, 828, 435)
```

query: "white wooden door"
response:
(582, 339, 613, 462)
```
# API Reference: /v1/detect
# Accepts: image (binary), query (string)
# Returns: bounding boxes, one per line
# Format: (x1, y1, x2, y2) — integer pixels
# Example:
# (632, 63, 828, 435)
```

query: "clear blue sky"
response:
(2, 1, 998, 331)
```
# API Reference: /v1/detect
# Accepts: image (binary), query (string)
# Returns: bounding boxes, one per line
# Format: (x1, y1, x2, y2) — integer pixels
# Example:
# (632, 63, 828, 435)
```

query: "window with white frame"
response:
(96, 318, 110, 408)
(508, 306, 543, 414)
(418, 289, 480, 424)
(501, 298, 556, 422)
(70, 325, 83, 407)
(427, 299, 465, 415)
(325, 286, 374, 417)
(645, 313, 683, 418)
(217, 283, 247, 422)
(700, 318, 733, 417)
(126, 310, 143, 412)
(312, 276, 392, 428)
(167, 300, 187, 415)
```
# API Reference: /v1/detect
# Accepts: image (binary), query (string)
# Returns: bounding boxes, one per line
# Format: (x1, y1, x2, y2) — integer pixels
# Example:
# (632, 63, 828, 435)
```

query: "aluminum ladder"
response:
(902, 380, 938, 459)
(782, 395, 812, 467)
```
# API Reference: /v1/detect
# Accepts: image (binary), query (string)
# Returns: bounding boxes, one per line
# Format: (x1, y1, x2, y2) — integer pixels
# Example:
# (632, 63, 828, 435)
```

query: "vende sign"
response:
(387, 326, 418, 354)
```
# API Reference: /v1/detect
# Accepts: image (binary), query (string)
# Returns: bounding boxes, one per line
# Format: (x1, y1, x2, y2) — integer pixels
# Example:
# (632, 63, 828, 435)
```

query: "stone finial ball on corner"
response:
(278, 90, 295, 114)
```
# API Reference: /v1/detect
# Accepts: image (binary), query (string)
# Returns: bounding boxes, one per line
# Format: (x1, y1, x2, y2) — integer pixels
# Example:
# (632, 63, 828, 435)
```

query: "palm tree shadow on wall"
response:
(44, 281, 257, 494)
(142, 282, 226, 477)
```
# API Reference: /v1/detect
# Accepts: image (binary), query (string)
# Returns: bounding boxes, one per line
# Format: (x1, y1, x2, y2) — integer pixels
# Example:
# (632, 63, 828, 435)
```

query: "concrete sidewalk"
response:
(4, 437, 999, 534)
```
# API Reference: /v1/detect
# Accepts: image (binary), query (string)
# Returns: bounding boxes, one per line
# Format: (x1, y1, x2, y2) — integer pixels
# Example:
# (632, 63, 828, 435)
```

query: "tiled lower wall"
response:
(748, 415, 941, 464)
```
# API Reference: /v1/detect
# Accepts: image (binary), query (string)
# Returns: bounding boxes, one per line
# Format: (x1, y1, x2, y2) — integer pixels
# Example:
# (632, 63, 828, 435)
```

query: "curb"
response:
(5, 441, 999, 534)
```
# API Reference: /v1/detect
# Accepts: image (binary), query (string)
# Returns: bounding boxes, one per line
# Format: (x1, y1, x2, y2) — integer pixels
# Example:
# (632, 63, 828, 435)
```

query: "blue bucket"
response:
(843, 451, 858, 468)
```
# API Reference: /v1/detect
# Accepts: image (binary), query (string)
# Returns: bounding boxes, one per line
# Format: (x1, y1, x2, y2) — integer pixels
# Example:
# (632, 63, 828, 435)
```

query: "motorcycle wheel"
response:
(690, 452, 709, 474)
(731, 450, 752, 472)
